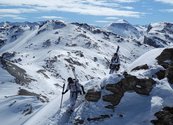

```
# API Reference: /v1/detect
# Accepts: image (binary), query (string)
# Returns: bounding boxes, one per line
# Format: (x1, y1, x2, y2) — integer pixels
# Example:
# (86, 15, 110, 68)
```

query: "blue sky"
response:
(0, 0, 173, 26)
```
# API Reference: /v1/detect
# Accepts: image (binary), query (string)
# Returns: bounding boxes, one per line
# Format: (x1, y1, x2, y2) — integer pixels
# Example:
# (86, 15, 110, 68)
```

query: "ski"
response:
(60, 83, 65, 109)
(116, 45, 120, 53)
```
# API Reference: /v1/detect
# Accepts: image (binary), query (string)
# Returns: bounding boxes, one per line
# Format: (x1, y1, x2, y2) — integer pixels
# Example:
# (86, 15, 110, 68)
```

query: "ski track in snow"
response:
(22, 95, 62, 125)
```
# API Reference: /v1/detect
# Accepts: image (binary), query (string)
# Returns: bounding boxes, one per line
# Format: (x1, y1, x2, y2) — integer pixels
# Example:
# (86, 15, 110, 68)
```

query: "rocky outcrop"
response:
(151, 107, 173, 125)
(102, 74, 155, 108)
(156, 48, 173, 69)
(1, 60, 35, 85)
(18, 89, 49, 102)
(143, 36, 165, 48)
(87, 114, 111, 122)
(85, 73, 155, 109)
(85, 89, 101, 102)
(131, 64, 149, 71)
(166, 65, 173, 84)
(155, 69, 166, 80)
(156, 48, 173, 83)
(102, 83, 124, 107)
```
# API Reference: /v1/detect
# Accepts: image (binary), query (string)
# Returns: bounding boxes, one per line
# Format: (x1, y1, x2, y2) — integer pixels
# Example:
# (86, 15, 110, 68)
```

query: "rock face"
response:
(18, 89, 49, 102)
(156, 48, 173, 69)
(156, 48, 173, 83)
(1, 60, 35, 85)
(85, 89, 101, 102)
(102, 74, 155, 108)
(155, 69, 166, 80)
(85, 73, 155, 109)
(131, 64, 149, 71)
(143, 36, 165, 48)
(151, 107, 173, 125)
(167, 65, 173, 84)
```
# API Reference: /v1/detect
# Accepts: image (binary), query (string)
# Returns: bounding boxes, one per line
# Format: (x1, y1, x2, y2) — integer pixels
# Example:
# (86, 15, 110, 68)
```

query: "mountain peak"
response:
(112, 19, 129, 24)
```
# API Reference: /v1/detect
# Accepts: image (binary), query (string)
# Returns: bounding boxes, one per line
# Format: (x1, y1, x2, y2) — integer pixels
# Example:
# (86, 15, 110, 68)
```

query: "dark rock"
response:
(42, 39, 51, 47)
(155, 70, 166, 80)
(37, 28, 46, 35)
(143, 36, 165, 48)
(85, 89, 101, 102)
(22, 104, 33, 116)
(87, 115, 110, 122)
(131, 64, 149, 71)
(37, 69, 50, 79)
(102, 93, 123, 106)
(18, 89, 49, 102)
(134, 78, 155, 95)
(0, 39, 6, 47)
(105, 83, 124, 94)
(147, 24, 152, 33)
(120, 75, 137, 91)
(151, 107, 173, 125)
(104, 105, 115, 109)
(166, 65, 173, 84)
(2, 60, 35, 85)
(1, 52, 15, 61)
(94, 57, 98, 62)
(156, 48, 173, 69)
(64, 58, 85, 67)
(74, 118, 84, 125)
(102, 74, 154, 107)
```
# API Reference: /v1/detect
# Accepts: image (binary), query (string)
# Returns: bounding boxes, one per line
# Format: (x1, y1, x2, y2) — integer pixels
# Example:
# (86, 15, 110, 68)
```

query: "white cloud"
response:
(160, 9, 173, 13)
(0, 0, 142, 17)
(155, 0, 173, 5)
(0, 8, 37, 14)
(41, 16, 63, 19)
(105, 17, 119, 20)
(0, 14, 26, 20)
(95, 20, 112, 23)
(113, 0, 139, 3)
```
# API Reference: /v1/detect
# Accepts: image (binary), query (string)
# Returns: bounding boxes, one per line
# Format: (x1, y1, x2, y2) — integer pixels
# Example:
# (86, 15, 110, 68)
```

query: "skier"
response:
(109, 52, 120, 74)
(62, 68, 85, 112)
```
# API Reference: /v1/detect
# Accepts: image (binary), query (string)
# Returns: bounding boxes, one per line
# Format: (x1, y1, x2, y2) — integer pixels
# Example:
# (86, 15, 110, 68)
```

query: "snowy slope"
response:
(144, 22, 173, 47)
(57, 48, 173, 125)
(0, 20, 173, 125)
(106, 19, 142, 39)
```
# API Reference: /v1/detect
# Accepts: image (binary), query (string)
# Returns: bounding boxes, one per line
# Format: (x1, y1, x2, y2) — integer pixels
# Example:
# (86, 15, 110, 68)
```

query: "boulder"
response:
(102, 93, 123, 106)
(85, 89, 101, 102)
(151, 107, 173, 125)
(102, 74, 155, 107)
(155, 70, 166, 80)
(134, 78, 155, 95)
(120, 74, 138, 91)
(156, 48, 173, 68)
(105, 83, 124, 94)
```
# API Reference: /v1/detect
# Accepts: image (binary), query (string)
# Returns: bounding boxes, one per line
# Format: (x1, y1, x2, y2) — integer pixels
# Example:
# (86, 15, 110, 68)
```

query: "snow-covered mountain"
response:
(0, 20, 173, 125)
(106, 19, 142, 39)
(107, 20, 173, 48)
(144, 22, 173, 47)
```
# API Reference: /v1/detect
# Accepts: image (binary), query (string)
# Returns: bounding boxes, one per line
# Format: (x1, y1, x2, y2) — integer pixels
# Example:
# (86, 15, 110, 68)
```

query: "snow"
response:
(1, 20, 173, 125)
(127, 48, 164, 72)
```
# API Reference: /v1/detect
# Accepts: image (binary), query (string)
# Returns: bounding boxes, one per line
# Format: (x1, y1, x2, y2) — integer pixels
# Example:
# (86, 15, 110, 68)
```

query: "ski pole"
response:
(72, 67, 77, 80)
(60, 83, 65, 109)
(116, 45, 120, 53)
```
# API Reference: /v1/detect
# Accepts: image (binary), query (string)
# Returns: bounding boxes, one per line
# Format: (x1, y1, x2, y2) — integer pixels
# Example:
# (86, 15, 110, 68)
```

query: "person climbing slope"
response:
(109, 46, 120, 74)
(62, 67, 85, 112)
